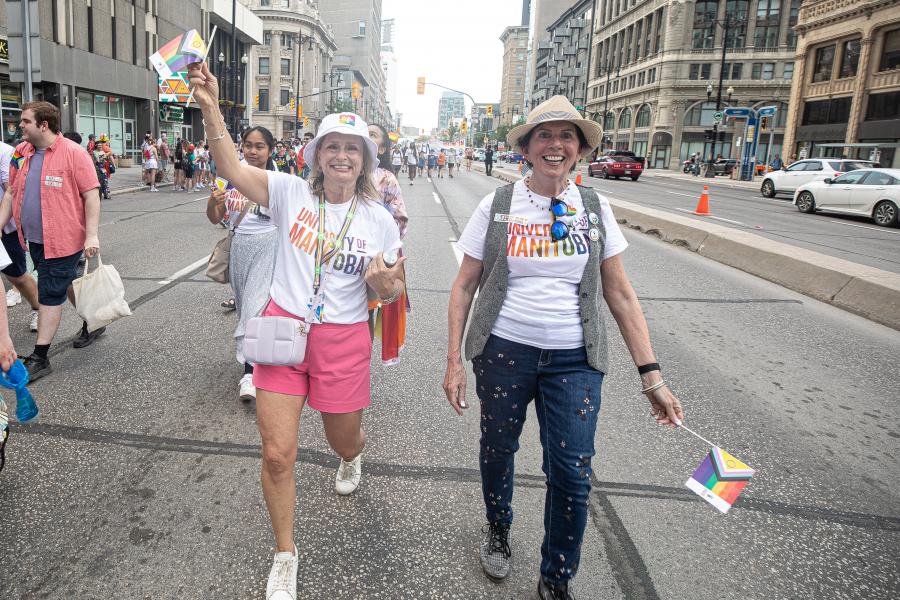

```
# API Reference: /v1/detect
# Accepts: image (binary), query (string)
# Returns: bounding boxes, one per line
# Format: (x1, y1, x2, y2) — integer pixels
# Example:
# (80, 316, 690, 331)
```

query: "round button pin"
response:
(589, 229, 600, 241)
(589, 213, 599, 225)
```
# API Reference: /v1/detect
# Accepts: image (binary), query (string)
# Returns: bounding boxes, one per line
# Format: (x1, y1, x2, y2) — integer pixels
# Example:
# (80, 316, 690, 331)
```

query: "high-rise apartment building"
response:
(586, 0, 797, 170)
(531, 0, 592, 113)
(248, 0, 336, 138)
(782, 0, 900, 167)
(525, 0, 575, 110)
(438, 91, 465, 131)
(499, 26, 529, 126)
(381, 18, 398, 128)
(318, 0, 387, 126)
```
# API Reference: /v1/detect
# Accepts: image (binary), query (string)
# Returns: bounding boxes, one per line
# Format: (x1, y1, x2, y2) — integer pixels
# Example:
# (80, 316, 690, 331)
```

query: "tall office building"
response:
(381, 18, 398, 127)
(438, 91, 465, 130)
(525, 0, 575, 111)
(318, 0, 387, 125)
(499, 26, 529, 126)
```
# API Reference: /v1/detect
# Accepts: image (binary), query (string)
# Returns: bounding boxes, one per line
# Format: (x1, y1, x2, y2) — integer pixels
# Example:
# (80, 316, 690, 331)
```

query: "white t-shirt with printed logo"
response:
(456, 178, 627, 349)
(225, 163, 276, 235)
(267, 171, 402, 324)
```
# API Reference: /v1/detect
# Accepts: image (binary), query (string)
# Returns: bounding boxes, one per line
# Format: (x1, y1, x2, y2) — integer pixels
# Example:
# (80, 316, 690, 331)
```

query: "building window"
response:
(754, 26, 778, 48)
(604, 112, 615, 130)
(258, 89, 270, 111)
(258, 57, 270, 75)
(619, 108, 632, 129)
(839, 39, 860, 78)
(281, 58, 291, 75)
(684, 101, 718, 126)
(725, 1, 748, 47)
(783, 62, 794, 79)
(636, 105, 651, 127)
(812, 45, 835, 82)
(280, 89, 291, 106)
(692, 1, 717, 49)
(264, 31, 272, 45)
(635, 22, 643, 58)
(690, 63, 712, 80)
(865, 91, 900, 120)
(880, 28, 900, 71)
(723, 63, 743, 79)
(358, 20, 367, 37)
(260, 0, 270, 5)
(282, 34, 293, 49)
(801, 97, 852, 125)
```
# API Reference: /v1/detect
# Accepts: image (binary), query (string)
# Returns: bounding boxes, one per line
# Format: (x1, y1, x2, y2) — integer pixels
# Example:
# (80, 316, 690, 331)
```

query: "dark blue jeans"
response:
(473, 334, 604, 586)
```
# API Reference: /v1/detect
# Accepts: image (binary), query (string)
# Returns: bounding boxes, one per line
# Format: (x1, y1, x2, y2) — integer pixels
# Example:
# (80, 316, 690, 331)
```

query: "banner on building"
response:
(159, 73, 192, 104)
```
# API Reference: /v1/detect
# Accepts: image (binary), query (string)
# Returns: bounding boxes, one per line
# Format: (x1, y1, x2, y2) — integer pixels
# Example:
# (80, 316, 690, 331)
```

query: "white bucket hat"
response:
(303, 112, 379, 173)
(507, 95, 603, 154)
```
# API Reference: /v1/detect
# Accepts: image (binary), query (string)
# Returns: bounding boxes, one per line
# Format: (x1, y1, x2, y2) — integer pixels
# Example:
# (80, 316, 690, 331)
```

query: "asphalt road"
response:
(575, 168, 900, 274)
(1, 171, 898, 599)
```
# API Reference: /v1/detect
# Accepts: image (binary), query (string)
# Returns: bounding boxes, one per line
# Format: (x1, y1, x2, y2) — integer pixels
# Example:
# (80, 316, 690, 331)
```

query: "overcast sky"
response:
(382, 0, 523, 132)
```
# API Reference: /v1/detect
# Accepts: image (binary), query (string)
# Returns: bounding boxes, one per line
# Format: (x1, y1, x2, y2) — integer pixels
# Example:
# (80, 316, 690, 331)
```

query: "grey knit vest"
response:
(464, 183, 609, 373)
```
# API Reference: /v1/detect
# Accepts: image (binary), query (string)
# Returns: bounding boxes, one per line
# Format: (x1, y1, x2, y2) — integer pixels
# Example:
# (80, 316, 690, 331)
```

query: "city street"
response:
(585, 169, 900, 274)
(1, 170, 898, 599)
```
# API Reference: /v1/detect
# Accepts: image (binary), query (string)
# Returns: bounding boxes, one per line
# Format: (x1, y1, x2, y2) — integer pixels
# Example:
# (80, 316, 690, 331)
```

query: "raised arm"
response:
(187, 62, 270, 206)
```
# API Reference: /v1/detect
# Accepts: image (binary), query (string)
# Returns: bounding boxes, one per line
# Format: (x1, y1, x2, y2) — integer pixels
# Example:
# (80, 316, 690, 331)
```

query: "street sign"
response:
(724, 107, 752, 118)
(757, 105, 778, 117)
(713, 111, 724, 124)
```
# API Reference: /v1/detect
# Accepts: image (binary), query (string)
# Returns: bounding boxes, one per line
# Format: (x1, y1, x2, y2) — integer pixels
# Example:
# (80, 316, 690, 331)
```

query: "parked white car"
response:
(760, 158, 877, 198)
(793, 168, 900, 227)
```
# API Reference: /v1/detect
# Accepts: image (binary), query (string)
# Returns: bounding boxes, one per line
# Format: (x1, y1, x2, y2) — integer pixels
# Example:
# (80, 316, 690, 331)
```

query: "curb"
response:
(470, 163, 900, 330)
(109, 181, 174, 197)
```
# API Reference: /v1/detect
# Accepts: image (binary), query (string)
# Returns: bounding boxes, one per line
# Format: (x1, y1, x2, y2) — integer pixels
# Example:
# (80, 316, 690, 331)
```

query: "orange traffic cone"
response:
(575, 172, 583, 185)
(694, 185, 711, 215)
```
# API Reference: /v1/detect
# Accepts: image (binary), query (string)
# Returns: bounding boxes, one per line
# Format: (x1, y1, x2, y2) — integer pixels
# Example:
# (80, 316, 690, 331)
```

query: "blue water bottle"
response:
(1, 360, 38, 423)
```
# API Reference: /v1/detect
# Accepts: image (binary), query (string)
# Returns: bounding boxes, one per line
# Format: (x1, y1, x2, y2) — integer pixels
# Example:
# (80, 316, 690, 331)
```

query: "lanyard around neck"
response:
(312, 195, 359, 294)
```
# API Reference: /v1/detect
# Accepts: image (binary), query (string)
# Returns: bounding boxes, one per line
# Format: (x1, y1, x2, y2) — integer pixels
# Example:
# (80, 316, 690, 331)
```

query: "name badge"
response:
(494, 213, 528, 225)
(43, 175, 63, 188)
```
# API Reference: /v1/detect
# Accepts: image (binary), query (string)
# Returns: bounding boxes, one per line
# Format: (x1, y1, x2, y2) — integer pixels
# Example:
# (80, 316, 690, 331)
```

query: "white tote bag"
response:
(73, 254, 132, 332)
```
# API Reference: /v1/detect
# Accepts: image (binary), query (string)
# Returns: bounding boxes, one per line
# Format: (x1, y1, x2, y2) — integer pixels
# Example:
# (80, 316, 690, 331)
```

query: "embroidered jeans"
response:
(473, 334, 604, 586)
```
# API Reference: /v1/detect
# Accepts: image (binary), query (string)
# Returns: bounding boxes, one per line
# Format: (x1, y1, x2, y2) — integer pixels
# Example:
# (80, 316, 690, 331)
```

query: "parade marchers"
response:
(0, 74, 685, 600)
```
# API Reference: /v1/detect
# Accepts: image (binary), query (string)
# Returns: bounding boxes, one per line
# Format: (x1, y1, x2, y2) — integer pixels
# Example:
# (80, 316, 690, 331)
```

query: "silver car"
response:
(792, 168, 900, 227)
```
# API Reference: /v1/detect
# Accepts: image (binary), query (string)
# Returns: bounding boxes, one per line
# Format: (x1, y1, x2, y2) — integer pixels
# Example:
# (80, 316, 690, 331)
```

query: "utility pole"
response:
(706, 16, 733, 177)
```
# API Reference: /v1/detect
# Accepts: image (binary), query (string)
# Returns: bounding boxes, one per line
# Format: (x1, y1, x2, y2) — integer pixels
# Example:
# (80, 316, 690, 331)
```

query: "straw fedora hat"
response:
(506, 95, 602, 153)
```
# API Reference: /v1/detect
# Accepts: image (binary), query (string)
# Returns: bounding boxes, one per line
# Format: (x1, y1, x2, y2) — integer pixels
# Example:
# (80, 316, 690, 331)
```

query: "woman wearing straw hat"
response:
(443, 95, 684, 600)
(188, 61, 406, 600)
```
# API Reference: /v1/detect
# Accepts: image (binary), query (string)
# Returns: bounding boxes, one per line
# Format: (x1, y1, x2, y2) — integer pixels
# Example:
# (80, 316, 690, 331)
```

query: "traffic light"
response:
(254, 94, 259, 108)
(461, 118, 468, 133)
(416, 77, 425, 95)
(486, 105, 493, 117)
(760, 116, 770, 131)
(297, 103, 303, 119)
(303, 116, 310, 129)
(351, 81, 361, 99)
(289, 97, 295, 110)
(704, 129, 714, 141)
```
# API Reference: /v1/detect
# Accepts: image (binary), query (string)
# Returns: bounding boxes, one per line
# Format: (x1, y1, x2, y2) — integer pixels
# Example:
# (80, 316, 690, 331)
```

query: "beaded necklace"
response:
(524, 177, 571, 210)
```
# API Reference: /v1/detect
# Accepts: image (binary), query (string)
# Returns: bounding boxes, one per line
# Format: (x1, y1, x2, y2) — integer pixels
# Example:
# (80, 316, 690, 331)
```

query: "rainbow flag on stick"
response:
(150, 29, 209, 79)
(685, 446, 755, 514)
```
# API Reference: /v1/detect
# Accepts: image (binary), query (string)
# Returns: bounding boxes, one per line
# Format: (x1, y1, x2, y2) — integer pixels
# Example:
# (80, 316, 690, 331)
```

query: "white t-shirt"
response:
(226, 162, 276, 235)
(457, 179, 628, 349)
(405, 149, 417, 166)
(266, 172, 402, 324)
(391, 150, 403, 166)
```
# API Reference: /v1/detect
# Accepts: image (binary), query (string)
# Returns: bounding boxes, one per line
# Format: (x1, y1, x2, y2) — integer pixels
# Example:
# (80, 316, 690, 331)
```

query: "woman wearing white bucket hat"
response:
(188, 62, 406, 600)
(443, 95, 684, 600)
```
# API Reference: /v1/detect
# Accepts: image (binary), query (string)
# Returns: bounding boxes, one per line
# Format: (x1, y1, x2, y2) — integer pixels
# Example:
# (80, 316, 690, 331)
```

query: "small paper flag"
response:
(214, 177, 230, 192)
(149, 29, 207, 79)
(685, 447, 754, 514)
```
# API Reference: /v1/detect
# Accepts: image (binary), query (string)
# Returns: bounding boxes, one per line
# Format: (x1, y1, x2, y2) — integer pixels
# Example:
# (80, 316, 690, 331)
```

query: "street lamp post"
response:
(294, 34, 314, 136)
(218, 50, 248, 138)
(704, 15, 738, 177)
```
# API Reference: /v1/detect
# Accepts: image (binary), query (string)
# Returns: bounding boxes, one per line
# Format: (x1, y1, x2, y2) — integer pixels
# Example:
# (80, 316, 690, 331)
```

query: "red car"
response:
(588, 155, 643, 181)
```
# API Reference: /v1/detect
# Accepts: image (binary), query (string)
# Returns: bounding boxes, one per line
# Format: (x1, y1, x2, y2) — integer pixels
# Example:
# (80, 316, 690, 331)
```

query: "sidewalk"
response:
(639, 168, 763, 190)
(107, 164, 175, 196)
(470, 161, 900, 331)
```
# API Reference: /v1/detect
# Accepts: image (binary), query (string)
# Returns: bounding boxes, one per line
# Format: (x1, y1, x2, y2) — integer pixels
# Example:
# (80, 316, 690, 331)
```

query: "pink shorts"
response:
(252, 300, 372, 414)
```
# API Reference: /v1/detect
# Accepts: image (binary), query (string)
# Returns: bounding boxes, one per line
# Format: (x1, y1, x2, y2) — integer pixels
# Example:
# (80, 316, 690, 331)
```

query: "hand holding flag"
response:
(149, 29, 209, 79)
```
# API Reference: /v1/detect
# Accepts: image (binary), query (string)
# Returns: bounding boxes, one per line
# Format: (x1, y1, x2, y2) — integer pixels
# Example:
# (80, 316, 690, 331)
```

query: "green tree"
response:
(445, 123, 459, 142)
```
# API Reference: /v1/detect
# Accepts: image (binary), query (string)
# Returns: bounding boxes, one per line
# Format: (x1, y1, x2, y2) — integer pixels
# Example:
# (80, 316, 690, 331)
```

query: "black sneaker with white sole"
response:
(22, 353, 52, 383)
(480, 522, 511, 581)
(537, 579, 575, 600)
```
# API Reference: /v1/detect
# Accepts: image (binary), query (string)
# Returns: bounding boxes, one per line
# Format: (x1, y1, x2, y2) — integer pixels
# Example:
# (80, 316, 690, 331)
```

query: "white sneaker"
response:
(150, 187, 158, 192)
(29, 310, 38, 332)
(335, 454, 362, 496)
(6, 288, 21, 307)
(265, 545, 298, 600)
(239, 373, 256, 402)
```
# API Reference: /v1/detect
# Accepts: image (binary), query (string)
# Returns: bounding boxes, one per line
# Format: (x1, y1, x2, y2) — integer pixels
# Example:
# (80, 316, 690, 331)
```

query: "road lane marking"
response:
(830, 220, 900, 235)
(433, 192, 441, 204)
(673, 207, 744, 225)
(158, 255, 211, 284)
(666, 191, 697, 198)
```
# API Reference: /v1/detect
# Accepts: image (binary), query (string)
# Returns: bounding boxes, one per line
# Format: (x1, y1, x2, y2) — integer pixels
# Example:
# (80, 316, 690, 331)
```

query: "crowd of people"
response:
(0, 68, 684, 600)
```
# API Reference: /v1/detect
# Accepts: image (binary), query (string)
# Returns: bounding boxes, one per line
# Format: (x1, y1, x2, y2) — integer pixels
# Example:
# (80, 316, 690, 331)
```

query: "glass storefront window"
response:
(125, 99, 136, 120)
(95, 95, 109, 117)
(78, 91, 94, 115)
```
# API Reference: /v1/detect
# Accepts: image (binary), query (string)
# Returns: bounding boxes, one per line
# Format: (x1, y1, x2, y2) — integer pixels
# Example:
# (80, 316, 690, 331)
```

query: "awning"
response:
(814, 142, 900, 148)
